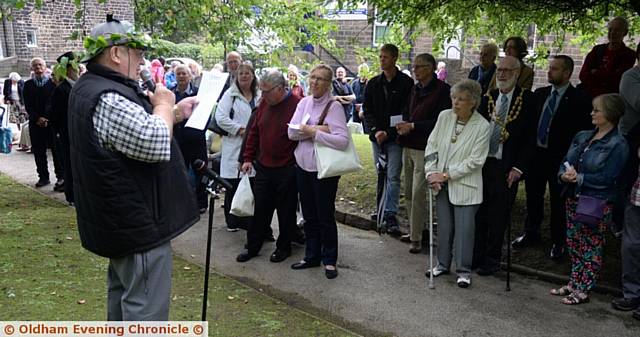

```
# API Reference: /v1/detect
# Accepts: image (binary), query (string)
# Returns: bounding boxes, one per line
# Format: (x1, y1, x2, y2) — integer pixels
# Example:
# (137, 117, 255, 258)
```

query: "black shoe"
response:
(199, 208, 207, 214)
(477, 264, 501, 276)
(269, 249, 291, 263)
(370, 212, 378, 221)
(612, 297, 640, 311)
(511, 233, 541, 249)
(549, 244, 565, 260)
(264, 234, 276, 242)
(35, 179, 50, 188)
(54, 179, 64, 188)
(291, 260, 321, 270)
(325, 267, 338, 279)
(385, 215, 402, 236)
(236, 250, 257, 263)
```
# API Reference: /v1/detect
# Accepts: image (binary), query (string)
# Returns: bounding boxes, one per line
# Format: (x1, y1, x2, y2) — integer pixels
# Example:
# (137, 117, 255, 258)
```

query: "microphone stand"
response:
(200, 174, 229, 321)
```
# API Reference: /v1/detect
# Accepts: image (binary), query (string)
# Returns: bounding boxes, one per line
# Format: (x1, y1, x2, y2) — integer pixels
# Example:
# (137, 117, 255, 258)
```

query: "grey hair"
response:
(451, 79, 483, 111)
(260, 69, 286, 88)
(311, 64, 334, 81)
(9, 72, 21, 81)
(174, 64, 191, 76)
(30, 57, 46, 67)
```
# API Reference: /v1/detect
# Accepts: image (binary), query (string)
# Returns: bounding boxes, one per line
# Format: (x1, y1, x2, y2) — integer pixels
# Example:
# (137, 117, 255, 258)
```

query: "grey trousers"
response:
(435, 188, 479, 277)
(623, 204, 640, 300)
(107, 242, 173, 321)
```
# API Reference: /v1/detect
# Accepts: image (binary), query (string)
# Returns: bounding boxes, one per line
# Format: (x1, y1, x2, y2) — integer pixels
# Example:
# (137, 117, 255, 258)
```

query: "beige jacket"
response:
(424, 109, 490, 205)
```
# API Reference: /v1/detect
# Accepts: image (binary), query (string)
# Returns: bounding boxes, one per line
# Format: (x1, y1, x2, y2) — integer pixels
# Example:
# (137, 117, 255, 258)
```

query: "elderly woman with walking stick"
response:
(424, 79, 490, 288)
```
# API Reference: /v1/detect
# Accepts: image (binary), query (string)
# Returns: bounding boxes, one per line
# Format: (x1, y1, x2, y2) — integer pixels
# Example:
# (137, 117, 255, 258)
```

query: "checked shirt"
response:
(93, 92, 171, 163)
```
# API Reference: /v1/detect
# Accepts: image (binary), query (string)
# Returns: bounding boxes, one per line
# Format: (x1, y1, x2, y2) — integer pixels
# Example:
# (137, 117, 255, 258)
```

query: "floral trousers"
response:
(565, 197, 612, 292)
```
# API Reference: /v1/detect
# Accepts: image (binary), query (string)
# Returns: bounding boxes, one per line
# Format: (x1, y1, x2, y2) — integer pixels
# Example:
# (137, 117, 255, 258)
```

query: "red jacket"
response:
(243, 93, 300, 168)
(579, 43, 636, 98)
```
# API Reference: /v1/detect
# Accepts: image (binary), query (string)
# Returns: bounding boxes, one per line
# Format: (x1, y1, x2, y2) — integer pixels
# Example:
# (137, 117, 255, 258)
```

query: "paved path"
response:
(2, 150, 639, 337)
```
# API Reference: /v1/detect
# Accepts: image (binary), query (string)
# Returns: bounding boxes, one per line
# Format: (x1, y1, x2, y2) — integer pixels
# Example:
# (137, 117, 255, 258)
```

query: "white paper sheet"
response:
(390, 115, 403, 127)
(186, 71, 229, 130)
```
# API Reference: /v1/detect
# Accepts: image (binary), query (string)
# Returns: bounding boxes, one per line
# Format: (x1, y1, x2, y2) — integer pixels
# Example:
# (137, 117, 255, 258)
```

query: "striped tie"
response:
(489, 94, 508, 155)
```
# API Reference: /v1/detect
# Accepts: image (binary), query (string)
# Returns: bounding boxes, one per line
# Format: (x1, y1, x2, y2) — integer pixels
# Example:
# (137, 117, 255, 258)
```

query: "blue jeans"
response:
(372, 141, 403, 216)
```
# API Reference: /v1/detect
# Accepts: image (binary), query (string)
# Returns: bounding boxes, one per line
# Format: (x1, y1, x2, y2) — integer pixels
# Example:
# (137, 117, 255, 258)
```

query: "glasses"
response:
(261, 85, 282, 94)
(309, 75, 330, 83)
(126, 47, 145, 59)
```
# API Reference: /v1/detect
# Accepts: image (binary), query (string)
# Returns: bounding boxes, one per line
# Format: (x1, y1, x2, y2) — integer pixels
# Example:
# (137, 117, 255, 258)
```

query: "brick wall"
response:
(5, 0, 133, 76)
(316, 19, 373, 75)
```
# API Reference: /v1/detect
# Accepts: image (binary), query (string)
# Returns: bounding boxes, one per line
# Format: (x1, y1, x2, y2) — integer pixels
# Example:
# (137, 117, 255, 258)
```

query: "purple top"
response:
(288, 91, 350, 172)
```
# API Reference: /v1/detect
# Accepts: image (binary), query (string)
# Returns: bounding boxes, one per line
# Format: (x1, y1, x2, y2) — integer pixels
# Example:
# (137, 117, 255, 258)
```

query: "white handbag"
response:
(314, 101, 363, 179)
(230, 174, 254, 217)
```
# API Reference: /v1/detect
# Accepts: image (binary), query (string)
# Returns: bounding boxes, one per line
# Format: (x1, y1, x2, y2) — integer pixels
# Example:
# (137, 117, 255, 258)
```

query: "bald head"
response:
(496, 56, 520, 93)
(226, 51, 242, 75)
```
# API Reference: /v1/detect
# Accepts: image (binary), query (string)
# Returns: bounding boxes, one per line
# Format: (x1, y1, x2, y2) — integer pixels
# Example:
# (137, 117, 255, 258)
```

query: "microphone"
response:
(140, 69, 156, 92)
(192, 159, 233, 190)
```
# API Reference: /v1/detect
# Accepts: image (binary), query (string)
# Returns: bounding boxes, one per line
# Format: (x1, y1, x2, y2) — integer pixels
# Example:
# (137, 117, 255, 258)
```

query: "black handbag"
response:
(209, 96, 236, 136)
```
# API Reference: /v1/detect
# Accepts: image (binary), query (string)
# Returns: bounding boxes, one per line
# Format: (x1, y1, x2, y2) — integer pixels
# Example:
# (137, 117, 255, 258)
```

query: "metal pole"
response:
(201, 184, 216, 321)
(428, 187, 435, 290)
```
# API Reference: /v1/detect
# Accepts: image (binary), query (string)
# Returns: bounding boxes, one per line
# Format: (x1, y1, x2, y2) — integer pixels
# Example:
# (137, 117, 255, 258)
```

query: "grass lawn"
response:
(0, 174, 358, 337)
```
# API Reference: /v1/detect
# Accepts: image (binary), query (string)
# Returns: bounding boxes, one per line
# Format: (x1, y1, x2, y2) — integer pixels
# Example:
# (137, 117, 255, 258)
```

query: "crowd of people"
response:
(1, 14, 639, 321)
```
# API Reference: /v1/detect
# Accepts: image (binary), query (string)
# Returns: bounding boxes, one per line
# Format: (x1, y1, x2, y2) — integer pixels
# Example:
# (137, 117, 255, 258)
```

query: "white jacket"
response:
(215, 84, 260, 178)
(424, 109, 490, 205)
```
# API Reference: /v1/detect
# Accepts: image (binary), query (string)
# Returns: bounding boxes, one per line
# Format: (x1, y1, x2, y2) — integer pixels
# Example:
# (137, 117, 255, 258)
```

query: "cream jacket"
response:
(424, 109, 490, 205)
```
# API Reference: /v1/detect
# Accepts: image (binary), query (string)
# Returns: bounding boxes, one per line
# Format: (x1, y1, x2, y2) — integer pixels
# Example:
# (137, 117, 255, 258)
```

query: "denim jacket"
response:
(558, 127, 629, 201)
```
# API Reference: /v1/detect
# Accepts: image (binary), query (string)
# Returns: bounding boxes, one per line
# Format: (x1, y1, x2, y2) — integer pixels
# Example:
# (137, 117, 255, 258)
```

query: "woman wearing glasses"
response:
(288, 64, 350, 279)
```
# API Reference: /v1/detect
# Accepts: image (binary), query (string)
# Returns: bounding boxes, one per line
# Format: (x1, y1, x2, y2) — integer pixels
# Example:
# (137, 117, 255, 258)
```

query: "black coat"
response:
(3, 79, 24, 105)
(48, 80, 72, 140)
(531, 85, 593, 163)
(479, 86, 536, 175)
(363, 70, 414, 143)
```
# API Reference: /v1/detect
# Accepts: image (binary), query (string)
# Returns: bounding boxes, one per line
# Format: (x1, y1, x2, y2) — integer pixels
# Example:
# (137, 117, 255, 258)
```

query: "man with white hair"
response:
(218, 51, 243, 101)
(23, 57, 63, 188)
(468, 42, 499, 95)
(579, 16, 636, 99)
(474, 55, 535, 275)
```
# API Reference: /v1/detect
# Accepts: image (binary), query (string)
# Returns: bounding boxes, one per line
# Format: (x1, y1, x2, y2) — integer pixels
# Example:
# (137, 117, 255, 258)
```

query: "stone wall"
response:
(3, 0, 133, 76)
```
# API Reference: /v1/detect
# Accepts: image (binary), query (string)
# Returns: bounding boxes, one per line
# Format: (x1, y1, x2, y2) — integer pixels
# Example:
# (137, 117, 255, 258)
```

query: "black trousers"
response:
(58, 134, 74, 203)
(246, 163, 297, 254)
(474, 158, 519, 268)
(30, 123, 63, 181)
(297, 167, 340, 266)
(524, 147, 566, 245)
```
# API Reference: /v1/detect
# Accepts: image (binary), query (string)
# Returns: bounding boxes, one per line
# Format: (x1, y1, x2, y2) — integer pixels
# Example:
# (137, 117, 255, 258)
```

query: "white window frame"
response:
(26, 29, 38, 48)
(372, 8, 389, 47)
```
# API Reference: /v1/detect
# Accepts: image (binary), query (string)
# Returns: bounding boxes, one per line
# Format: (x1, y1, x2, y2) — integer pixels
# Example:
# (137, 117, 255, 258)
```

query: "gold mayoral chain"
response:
(485, 90, 524, 143)
(451, 118, 467, 143)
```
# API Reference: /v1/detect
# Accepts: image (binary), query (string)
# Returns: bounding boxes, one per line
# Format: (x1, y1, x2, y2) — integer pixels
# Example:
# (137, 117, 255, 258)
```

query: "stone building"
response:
(0, 0, 133, 76)
(315, 4, 632, 90)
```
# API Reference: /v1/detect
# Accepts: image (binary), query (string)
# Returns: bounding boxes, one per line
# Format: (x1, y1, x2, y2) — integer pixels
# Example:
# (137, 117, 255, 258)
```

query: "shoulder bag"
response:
(314, 100, 362, 179)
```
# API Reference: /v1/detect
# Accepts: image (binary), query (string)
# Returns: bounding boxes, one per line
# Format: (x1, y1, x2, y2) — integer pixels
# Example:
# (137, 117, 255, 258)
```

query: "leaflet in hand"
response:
(287, 113, 311, 130)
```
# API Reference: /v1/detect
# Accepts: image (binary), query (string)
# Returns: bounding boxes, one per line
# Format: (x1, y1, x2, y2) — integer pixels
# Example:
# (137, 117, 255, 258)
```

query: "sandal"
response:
(561, 291, 590, 305)
(550, 285, 573, 296)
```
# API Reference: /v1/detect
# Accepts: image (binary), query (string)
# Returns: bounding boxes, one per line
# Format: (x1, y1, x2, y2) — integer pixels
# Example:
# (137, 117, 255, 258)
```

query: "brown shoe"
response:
(400, 234, 411, 243)
(409, 241, 422, 254)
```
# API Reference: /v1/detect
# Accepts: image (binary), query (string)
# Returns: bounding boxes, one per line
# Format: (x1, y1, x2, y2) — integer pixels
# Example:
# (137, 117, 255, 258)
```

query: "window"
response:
(26, 30, 37, 48)
(526, 24, 537, 53)
(372, 8, 389, 46)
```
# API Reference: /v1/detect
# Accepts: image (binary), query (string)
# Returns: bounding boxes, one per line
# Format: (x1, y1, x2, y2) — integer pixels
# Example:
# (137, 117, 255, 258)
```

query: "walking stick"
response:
(428, 187, 435, 290)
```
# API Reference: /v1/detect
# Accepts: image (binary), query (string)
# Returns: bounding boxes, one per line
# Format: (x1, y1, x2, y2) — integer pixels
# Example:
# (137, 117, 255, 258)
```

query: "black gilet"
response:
(68, 64, 199, 258)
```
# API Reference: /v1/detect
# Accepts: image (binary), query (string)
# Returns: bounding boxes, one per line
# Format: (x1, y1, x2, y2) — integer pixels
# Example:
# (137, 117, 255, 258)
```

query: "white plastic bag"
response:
(230, 174, 254, 217)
